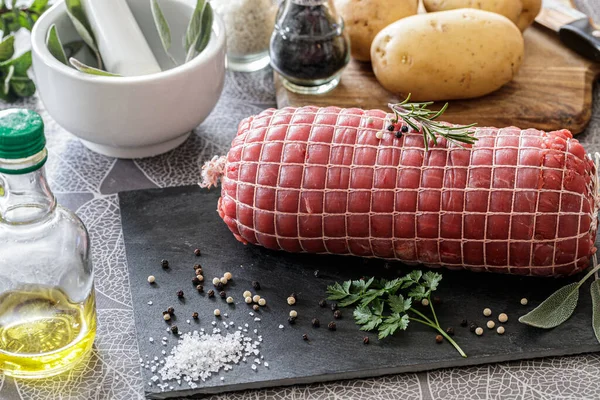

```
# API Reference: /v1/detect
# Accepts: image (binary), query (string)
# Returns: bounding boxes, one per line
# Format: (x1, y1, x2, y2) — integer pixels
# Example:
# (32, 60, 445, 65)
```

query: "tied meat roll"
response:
(202, 106, 599, 277)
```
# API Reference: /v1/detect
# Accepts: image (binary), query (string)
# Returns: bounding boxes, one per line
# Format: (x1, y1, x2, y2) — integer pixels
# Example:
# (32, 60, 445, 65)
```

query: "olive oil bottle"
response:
(0, 109, 96, 378)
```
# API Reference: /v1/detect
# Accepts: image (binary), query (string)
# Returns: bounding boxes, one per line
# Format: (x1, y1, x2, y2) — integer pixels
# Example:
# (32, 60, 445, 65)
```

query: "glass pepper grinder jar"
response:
(270, 0, 350, 94)
(0, 109, 96, 379)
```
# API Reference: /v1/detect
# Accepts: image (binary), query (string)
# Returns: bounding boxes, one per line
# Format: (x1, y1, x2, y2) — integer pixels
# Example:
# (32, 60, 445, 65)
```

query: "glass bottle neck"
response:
(0, 149, 56, 224)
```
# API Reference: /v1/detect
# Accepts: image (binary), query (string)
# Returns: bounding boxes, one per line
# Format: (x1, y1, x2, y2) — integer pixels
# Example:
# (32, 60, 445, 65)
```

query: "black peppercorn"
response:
(401, 125, 408, 133)
(253, 304, 260, 311)
(436, 335, 443, 343)
(192, 312, 199, 319)
(469, 323, 477, 333)
(333, 310, 342, 319)
(363, 337, 369, 345)
(328, 321, 337, 331)
(460, 319, 468, 327)
(446, 327, 455, 336)
(219, 291, 227, 299)
(196, 285, 204, 292)
(215, 282, 224, 291)
(252, 281, 261, 290)
(288, 316, 296, 325)
(387, 125, 394, 131)
(312, 318, 320, 328)
(208, 290, 215, 298)
(192, 277, 201, 285)
(433, 296, 442, 305)
(177, 290, 184, 298)
(161, 259, 169, 269)
(167, 307, 175, 315)
(395, 131, 402, 138)
(318, 299, 327, 308)
(194, 248, 201, 256)
(170, 325, 178, 334)
(302, 333, 308, 341)
(331, 303, 338, 311)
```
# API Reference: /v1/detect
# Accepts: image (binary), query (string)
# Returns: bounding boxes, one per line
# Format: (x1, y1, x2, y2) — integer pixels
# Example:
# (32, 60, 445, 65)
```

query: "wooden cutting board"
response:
(275, 26, 600, 134)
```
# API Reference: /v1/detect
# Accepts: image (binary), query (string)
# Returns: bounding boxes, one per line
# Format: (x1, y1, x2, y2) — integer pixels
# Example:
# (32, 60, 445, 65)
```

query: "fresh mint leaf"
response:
(30, 0, 49, 13)
(10, 76, 35, 97)
(0, 50, 31, 75)
(17, 10, 33, 30)
(0, 35, 14, 62)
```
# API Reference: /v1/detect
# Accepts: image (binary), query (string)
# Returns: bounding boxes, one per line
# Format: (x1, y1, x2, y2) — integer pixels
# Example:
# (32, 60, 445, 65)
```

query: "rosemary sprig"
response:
(388, 95, 478, 151)
(327, 270, 467, 358)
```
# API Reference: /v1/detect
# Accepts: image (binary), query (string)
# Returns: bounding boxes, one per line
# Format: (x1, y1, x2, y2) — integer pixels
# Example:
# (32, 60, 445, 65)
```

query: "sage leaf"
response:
(519, 282, 579, 329)
(10, 76, 35, 97)
(591, 280, 600, 343)
(0, 35, 14, 62)
(185, 0, 213, 62)
(0, 50, 32, 75)
(150, 0, 177, 65)
(3, 64, 13, 95)
(69, 58, 120, 77)
(64, 0, 102, 68)
(46, 24, 68, 65)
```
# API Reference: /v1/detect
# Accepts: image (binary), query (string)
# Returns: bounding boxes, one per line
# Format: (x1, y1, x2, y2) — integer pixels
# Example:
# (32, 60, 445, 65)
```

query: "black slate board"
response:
(119, 185, 600, 399)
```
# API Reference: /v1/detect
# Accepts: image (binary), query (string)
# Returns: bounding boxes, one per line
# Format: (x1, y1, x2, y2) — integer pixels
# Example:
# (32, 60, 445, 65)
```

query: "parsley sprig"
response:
(327, 270, 467, 358)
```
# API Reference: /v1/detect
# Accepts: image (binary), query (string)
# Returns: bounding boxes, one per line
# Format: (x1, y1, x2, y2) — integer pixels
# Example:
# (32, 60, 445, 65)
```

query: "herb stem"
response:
(408, 307, 435, 325)
(428, 295, 440, 327)
(577, 261, 600, 289)
(409, 317, 467, 358)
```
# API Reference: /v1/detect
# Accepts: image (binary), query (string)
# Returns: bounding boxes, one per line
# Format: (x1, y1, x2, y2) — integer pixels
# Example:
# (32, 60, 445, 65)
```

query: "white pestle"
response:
(81, 0, 162, 76)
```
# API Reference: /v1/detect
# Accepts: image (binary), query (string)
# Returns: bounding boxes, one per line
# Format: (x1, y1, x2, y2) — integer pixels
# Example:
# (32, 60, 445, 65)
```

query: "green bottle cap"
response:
(0, 109, 46, 160)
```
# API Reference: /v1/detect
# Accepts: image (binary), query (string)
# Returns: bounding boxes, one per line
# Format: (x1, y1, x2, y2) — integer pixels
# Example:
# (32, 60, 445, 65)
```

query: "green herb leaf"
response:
(3, 64, 13, 94)
(69, 57, 120, 77)
(151, 0, 177, 66)
(46, 24, 68, 65)
(326, 281, 351, 301)
(378, 313, 409, 339)
(30, 0, 49, 13)
(0, 34, 14, 62)
(359, 288, 385, 307)
(383, 278, 402, 292)
(10, 76, 35, 97)
(0, 50, 32, 75)
(354, 304, 383, 332)
(62, 40, 85, 58)
(64, 0, 102, 68)
(18, 11, 33, 30)
(423, 272, 442, 291)
(518, 282, 580, 329)
(388, 294, 412, 314)
(185, 0, 212, 62)
(591, 279, 600, 343)
(408, 285, 428, 301)
(407, 270, 422, 283)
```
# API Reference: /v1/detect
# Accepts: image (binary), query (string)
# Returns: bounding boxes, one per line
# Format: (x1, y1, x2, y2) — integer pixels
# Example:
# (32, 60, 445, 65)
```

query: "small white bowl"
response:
(31, 0, 226, 159)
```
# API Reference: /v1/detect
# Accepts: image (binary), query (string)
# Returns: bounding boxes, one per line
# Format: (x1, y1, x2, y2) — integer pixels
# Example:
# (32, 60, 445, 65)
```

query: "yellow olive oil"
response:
(0, 286, 96, 378)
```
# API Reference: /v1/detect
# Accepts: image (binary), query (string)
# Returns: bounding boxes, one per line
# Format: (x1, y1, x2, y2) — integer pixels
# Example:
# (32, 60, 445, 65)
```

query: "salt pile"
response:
(159, 330, 260, 386)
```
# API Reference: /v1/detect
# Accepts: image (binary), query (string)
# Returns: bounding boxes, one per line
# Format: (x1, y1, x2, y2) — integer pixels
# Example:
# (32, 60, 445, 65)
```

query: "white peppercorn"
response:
(497, 326, 505, 335)
(224, 272, 233, 280)
(212, 277, 220, 285)
(226, 296, 234, 304)
(258, 298, 266, 306)
(483, 308, 492, 317)
(498, 313, 508, 323)
(243, 290, 252, 298)
(287, 296, 296, 305)
(253, 295, 261, 303)
(487, 320, 495, 329)
(147, 275, 156, 283)
(475, 327, 484, 336)
(245, 296, 252, 304)
(520, 298, 528, 306)
(214, 309, 221, 316)
(289, 310, 298, 318)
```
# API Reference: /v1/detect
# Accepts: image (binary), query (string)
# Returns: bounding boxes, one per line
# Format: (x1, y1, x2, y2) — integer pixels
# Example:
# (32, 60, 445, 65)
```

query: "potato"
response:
(423, 0, 522, 25)
(516, 0, 542, 31)
(371, 9, 524, 101)
(334, 0, 418, 62)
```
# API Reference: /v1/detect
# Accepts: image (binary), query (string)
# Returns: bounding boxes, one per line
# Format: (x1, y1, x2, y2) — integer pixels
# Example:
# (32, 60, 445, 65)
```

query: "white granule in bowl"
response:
(211, 0, 276, 57)
(159, 330, 260, 383)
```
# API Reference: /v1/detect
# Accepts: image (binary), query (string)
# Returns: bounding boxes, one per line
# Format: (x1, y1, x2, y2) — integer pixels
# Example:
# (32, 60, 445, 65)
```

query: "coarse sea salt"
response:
(159, 330, 260, 383)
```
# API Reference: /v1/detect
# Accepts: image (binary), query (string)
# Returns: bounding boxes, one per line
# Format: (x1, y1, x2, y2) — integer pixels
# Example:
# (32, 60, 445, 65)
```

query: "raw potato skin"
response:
(423, 0, 522, 25)
(334, 0, 418, 62)
(516, 0, 542, 31)
(371, 9, 524, 101)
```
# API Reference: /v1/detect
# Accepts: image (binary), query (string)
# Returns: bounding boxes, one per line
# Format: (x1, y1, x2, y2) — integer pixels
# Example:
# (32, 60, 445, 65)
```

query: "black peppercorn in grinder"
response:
(270, 0, 350, 94)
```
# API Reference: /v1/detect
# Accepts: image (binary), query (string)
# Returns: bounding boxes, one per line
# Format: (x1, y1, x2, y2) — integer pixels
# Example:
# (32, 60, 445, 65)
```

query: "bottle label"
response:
(291, 0, 327, 5)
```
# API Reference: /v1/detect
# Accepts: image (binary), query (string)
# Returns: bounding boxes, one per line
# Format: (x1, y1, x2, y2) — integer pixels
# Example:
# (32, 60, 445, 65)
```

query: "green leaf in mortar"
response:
(3, 64, 13, 95)
(519, 282, 580, 329)
(63, 40, 85, 59)
(151, 0, 177, 66)
(185, 0, 213, 63)
(64, 0, 102, 68)
(10, 76, 35, 97)
(0, 50, 31, 76)
(46, 24, 68, 65)
(0, 35, 14, 62)
(591, 280, 600, 343)
(69, 57, 120, 77)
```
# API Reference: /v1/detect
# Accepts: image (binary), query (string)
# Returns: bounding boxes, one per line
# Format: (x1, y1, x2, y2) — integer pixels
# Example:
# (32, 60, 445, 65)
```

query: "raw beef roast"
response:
(202, 106, 599, 276)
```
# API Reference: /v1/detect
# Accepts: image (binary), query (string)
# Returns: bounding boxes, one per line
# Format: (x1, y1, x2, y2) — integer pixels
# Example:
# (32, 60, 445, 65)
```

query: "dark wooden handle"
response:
(559, 19, 600, 62)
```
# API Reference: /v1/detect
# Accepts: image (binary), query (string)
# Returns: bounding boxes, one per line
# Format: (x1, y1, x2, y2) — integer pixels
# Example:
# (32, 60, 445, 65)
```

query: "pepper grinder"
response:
(81, 0, 162, 76)
(270, 0, 350, 94)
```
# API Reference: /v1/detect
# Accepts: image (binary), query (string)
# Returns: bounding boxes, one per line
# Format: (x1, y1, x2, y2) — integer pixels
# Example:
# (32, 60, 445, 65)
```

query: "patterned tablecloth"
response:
(1, 2, 600, 398)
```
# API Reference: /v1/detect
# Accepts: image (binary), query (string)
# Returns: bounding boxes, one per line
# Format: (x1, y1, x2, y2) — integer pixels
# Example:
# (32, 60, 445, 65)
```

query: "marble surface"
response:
(1, 4, 600, 397)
